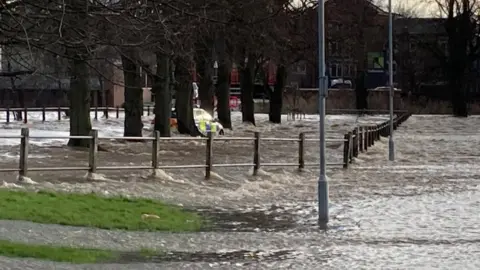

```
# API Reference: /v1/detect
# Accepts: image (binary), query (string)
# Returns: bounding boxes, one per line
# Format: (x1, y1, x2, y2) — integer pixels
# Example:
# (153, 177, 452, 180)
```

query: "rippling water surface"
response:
(0, 113, 479, 269)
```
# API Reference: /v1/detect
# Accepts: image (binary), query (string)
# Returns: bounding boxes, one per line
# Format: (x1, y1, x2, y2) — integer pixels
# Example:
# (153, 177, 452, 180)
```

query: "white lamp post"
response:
(388, 0, 395, 161)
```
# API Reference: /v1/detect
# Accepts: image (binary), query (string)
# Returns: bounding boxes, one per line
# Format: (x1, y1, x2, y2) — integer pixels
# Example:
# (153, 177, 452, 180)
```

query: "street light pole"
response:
(317, 0, 329, 228)
(388, 0, 395, 161)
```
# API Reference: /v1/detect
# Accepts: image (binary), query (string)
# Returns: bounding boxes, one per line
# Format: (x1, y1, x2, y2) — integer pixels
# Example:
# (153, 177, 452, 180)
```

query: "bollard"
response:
(364, 126, 368, 151)
(6, 107, 10, 123)
(298, 132, 305, 170)
(88, 130, 98, 174)
(371, 127, 375, 145)
(205, 132, 213, 179)
(105, 107, 109, 119)
(353, 127, 359, 157)
(343, 133, 350, 168)
(253, 132, 260, 175)
(151, 131, 159, 174)
(57, 106, 61, 121)
(348, 132, 353, 163)
(19, 128, 29, 178)
(94, 106, 98, 120)
(42, 107, 46, 122)
(23, 107, 27, 123)
(116, 106, 120, 118)
(359, 126, 363, 152)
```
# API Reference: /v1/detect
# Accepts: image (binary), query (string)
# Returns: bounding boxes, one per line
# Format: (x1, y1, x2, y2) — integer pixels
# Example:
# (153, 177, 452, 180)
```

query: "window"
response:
(328, 41, 340, 55)
(409, 42, 416, 51)
(329, 64, 337, 77)
(439, 40, 448, 54)
(293, 62, 306, 74)
(329, 63, 343, 78)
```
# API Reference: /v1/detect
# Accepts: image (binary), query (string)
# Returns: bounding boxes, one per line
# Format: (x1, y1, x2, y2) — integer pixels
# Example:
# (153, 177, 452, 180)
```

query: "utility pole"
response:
(388, 0, 395, 161)
(317, 0, 329, 228)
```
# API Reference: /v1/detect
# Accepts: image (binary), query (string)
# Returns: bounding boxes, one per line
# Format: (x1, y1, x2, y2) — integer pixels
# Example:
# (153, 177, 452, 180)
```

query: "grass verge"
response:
(0, 189, 204, 231)
(0, 240, 117, 263)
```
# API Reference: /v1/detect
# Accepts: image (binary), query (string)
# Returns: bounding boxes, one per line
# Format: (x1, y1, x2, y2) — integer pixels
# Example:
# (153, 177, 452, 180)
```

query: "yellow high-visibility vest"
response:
(199, 120, 216, 134)
(199, 120, 206, 133)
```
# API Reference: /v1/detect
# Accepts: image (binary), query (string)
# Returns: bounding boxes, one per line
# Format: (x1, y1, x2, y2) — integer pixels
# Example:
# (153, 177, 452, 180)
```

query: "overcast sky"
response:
(380, 0, 438, 17)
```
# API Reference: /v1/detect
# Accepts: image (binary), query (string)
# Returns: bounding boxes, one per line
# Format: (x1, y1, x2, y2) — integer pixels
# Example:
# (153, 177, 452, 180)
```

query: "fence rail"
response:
(0, 112, 412, 179)
(0, 130, 349, 179)
(0, 106, 410, 124)
(341, 112, 411, 168)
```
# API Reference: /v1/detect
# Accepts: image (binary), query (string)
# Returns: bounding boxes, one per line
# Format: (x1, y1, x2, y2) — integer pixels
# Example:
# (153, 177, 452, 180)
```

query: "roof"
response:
(394, 17, 447, 35)
(319, 0, 388, 15)
(0, 74, 101, 90)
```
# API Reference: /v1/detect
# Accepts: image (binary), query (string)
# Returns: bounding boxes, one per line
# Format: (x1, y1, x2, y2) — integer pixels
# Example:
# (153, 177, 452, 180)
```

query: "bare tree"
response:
(432, 0, 480, 116)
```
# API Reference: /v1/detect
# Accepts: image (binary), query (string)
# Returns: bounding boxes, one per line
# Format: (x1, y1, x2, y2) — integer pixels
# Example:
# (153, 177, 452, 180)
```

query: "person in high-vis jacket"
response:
(198, 120, 217, 135)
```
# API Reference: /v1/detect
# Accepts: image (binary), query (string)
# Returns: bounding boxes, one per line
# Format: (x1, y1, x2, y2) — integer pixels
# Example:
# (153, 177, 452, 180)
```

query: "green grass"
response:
(0, 240, 117, 263)
(0, 189, 204, 232)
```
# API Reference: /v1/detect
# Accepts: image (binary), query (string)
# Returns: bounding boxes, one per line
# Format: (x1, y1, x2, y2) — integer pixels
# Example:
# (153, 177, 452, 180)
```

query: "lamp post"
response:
(388, 0, 395, 161)
(318, 0, 329, 228)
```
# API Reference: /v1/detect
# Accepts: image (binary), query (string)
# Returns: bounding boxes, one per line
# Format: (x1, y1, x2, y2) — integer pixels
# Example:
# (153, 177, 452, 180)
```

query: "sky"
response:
(380, 0, 439, 17)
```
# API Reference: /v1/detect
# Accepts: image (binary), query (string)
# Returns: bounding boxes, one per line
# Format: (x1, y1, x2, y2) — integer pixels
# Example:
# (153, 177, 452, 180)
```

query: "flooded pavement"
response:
(0, 114, 479, 269)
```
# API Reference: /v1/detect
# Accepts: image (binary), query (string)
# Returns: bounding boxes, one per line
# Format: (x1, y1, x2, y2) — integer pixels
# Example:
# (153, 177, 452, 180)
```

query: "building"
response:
(394, 17, 448, 96)
(286, 0, 393, 90)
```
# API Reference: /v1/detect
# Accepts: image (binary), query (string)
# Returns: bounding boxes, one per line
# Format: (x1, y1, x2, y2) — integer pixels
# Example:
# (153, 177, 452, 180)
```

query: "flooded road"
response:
(0, 114, 479, 269)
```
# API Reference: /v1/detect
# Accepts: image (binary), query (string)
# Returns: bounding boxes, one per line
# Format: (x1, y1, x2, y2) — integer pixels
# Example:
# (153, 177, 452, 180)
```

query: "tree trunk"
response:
(6, 60, 22, 121)
(269, 65, 285, 124)
(450, 77, 468, 117)
(153, 52, 171, 137)
(196, 56, 215, 115)
(216, 61, 232, 129)
(99, 75, 107, 116)
(175, 58, 201, 136)
(67, 56, 92, 147)
(121, 51, 143, 137)
(355, 72, 368, 111)
(194, 35, 215, 115)
(240, 55, 255, 125)
(215, 30, 231, 129)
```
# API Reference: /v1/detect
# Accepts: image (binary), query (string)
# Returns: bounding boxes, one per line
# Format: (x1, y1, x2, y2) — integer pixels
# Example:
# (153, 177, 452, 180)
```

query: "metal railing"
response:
(341, 112, 411, 168)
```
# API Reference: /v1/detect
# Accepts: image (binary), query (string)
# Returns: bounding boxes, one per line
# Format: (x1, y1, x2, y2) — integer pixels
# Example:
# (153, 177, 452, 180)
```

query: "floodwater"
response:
(0, 112, 479, 269)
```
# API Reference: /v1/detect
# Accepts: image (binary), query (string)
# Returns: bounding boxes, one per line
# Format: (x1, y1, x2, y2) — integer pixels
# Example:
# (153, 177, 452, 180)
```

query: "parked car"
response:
(151, 107, 224, 136)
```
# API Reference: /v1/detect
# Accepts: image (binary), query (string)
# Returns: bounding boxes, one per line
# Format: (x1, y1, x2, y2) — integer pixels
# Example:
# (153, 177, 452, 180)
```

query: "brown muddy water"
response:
(0, 113, 479, 269)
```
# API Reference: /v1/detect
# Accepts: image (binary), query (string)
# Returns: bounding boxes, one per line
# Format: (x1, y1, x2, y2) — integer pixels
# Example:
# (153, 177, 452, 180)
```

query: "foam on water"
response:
(3, 113, 480, 268)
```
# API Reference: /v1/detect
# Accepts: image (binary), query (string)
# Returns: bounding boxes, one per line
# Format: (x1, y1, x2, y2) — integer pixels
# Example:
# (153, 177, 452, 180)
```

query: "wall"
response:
(276, 89, 404, 114)
(254, 88, 480, 114)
